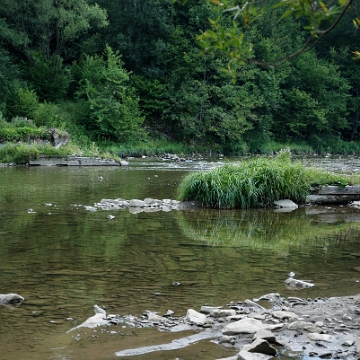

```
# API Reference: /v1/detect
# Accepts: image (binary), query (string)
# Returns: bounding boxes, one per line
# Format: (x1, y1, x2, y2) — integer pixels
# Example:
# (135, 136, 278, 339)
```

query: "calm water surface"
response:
(1, 160, 360, 360)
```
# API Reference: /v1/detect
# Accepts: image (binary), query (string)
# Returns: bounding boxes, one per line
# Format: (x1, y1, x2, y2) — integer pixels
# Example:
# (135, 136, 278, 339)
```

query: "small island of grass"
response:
(176, 149, 360, 209)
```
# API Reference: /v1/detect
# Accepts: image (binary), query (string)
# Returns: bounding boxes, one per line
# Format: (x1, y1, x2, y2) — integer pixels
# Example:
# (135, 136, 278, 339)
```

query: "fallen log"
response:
(306, 185, 360, 204)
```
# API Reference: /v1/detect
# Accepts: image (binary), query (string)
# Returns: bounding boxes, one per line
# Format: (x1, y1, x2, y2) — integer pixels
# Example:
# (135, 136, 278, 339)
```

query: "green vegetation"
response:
(0, 0, 359, 155)
(177, 150, 360, 209)
(0, 143, 72, 164)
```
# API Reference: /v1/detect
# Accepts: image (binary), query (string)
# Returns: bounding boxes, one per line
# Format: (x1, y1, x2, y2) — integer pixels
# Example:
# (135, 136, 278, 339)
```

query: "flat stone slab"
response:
(29, 156, 120, 166)
(223, 318, 272, 335)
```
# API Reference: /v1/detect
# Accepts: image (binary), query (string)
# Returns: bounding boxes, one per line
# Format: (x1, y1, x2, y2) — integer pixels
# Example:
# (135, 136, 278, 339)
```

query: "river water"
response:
(1, 158, 360, 360)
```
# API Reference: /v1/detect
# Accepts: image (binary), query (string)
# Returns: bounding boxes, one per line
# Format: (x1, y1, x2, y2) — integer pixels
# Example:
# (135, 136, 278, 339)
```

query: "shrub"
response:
(0, 124, 47, 142)
(32, 102, 62, 127)
(6, 87, 39, 119)
(0, 143, 40, 164)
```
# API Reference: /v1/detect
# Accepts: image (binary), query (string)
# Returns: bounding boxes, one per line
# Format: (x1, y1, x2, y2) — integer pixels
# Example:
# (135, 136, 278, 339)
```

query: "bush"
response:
(32, 102, 63, 127)
(0, 143, 40, 164)
(0, 122, 47, 142)
(6, 87, 39, 119)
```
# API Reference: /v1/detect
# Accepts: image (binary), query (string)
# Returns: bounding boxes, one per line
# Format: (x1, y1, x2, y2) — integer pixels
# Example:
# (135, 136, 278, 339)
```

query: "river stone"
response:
(274, 199, 298, 208)
(287, 321, 322, 333)
(128, 199, 146, 207)
(355, 337, 360, 351)
(216, 356, 238, 360)
(253, 329, 276, 342)
(128, 207, 145, 214)
(201, 305, 222, 314)
(0, 293, 24, 303)
(307, 333, 332, 342)
(227, 315, 248, 322)
(145, 311, 166, 322)
(272, 310, 298, 320)
(211, 309, 236, 318)
(247, 338, 277, 355)
(186, 309, 207, 326)
(238, 349, 272, 360)
(223, 318, 268, 335)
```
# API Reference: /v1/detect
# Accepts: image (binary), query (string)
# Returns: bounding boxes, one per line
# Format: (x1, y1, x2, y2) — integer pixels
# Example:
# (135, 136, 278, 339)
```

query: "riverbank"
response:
(64, 291, 360, 359)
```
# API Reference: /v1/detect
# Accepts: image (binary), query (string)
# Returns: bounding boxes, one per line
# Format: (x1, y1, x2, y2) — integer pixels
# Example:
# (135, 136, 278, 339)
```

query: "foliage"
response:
(24, 52, 71, 102)
(191, 0, 355, 71)
(6, 87, 39, 120)
(0, 117, 48, 142)
(273, 51, 351, 141)
(76, 45, 144, 141)
(0, 0, 359, 151)
(177, 149, 359, 209)
(32, 102, 65, 128)
(0, 46, 21, 112)
(0, 141, 84, 164)
(0, 0, 108, 61)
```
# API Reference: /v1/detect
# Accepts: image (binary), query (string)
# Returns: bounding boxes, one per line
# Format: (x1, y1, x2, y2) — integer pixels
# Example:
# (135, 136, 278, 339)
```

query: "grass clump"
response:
(177, 149, 360, 209)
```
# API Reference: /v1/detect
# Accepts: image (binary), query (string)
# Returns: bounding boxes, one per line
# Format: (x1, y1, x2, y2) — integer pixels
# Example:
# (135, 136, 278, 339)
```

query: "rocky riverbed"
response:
(66, 292, 360, 360)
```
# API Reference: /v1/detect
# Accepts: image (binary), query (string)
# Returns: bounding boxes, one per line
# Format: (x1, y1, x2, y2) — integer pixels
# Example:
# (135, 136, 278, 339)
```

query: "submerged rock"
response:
(0, 293, 24, 308)
(285, 272, 314, 289)
(67, 305, 108, 333)
(86, 198, 202, 214)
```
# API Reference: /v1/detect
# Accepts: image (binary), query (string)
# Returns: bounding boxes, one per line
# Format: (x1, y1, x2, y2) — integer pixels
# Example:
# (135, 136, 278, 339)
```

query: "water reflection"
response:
(175, 206, 360, 251)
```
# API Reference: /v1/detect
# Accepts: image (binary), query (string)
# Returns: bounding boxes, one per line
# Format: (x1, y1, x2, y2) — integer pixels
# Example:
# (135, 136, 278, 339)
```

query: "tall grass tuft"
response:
(177, 149, 360, 209)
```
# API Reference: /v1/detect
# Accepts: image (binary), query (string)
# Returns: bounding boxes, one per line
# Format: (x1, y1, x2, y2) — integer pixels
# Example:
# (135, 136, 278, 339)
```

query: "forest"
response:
(0, 0, 359, 156)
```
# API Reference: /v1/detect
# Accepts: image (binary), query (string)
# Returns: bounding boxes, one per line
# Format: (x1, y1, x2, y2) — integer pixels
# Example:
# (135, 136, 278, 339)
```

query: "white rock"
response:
(223, 318, 269, 335)
(238, 350, 272, 360)
(253, 329, 276, 342)
(200, 305, 222, 314)
(210, 309, 236, 318)
(67, 305, 107, 333)
(274, 199, 298, 208)
(355, 337, 360, 351)
(128, 199, 146, 207)
(288, 321, 321, 333)
(0, 293, 24, 303)
(307, 333, 332, 342)
(186, 309, 207, 326)
(272, 311, 298, 320)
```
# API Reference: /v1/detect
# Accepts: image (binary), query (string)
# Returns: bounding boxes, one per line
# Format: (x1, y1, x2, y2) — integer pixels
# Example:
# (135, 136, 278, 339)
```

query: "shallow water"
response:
(1, 160, 360, 360)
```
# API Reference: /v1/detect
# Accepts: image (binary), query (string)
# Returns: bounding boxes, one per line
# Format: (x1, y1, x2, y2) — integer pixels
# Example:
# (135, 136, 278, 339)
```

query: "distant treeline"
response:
(0, 0, 359, 154)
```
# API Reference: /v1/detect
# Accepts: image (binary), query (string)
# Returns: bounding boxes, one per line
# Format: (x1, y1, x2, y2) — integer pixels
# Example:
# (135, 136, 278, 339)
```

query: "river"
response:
(1, 158, 360, 360)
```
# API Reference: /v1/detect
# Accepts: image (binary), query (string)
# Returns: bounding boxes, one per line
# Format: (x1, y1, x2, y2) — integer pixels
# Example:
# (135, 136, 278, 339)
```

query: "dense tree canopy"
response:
(0, 0, 359, 153)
